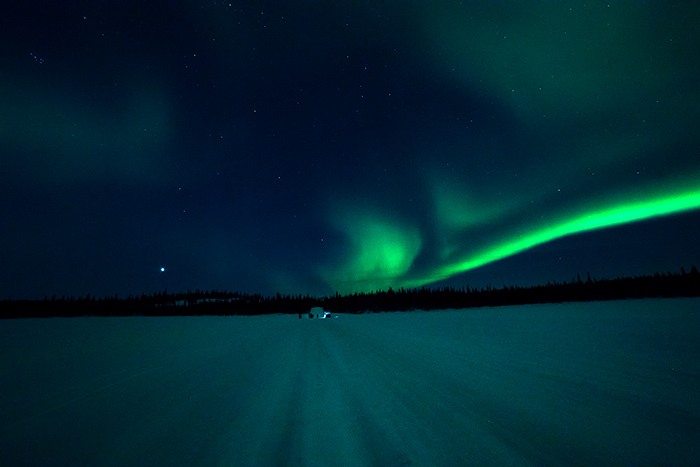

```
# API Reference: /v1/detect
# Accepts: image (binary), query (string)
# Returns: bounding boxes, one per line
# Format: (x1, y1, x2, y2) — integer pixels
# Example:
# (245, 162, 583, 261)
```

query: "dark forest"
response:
(2, 267, 699, 319)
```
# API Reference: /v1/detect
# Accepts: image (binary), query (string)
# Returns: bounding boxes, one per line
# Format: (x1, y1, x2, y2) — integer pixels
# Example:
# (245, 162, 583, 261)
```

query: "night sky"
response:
(2, 1, 699, 300)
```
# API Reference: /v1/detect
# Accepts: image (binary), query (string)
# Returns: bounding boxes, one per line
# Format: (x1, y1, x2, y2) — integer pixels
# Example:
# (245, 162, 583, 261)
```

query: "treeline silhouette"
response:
(2, 266, 699, 319)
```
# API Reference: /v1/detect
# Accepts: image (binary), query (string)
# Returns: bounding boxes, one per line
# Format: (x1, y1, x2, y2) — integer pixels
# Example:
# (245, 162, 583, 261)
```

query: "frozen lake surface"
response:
(2, 298, 700, 465)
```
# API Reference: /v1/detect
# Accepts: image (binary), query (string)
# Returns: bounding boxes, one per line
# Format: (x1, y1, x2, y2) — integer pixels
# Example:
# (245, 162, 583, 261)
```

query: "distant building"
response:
(308, 307, 327, 319)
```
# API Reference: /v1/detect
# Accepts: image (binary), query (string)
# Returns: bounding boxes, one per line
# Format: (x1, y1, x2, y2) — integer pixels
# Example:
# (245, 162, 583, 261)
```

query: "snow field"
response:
(1, 298, 699, 465)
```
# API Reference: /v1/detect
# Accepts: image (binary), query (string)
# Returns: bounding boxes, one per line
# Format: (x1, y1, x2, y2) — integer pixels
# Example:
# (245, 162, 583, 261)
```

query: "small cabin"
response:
(307, 307, 331, 319)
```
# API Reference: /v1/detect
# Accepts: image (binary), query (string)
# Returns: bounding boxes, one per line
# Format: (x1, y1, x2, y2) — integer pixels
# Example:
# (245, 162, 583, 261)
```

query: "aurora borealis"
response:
(2, 1, 699, 299)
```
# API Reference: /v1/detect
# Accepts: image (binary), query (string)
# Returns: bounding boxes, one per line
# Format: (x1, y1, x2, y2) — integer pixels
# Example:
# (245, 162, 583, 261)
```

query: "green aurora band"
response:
(321, 206, 423, 294)
(318, 2, 700, 296)
(326, 181, 700, 294)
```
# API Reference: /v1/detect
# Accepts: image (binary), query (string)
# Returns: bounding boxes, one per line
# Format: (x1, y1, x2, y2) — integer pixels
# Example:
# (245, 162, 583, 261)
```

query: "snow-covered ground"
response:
(2, 298, 699, 466)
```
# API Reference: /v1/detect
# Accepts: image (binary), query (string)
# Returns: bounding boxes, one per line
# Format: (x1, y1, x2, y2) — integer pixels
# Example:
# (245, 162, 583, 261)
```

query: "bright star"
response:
(160, 267, 166, 273)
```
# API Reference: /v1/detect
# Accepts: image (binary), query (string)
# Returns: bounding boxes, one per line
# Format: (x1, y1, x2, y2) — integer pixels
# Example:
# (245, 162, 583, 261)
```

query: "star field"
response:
(1, 1, 699, 299)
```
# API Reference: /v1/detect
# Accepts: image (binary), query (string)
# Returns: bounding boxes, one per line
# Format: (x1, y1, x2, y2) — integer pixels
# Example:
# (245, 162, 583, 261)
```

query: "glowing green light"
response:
(323, 208, 422, 294)
(421, 187, 700, 287)
(325, 181, 700, 294)
(320, 167, 700, 295)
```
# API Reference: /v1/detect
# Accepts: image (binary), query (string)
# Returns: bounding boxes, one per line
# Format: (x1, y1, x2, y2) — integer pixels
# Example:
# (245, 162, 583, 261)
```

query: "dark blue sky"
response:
(2, 1, 699, 299)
